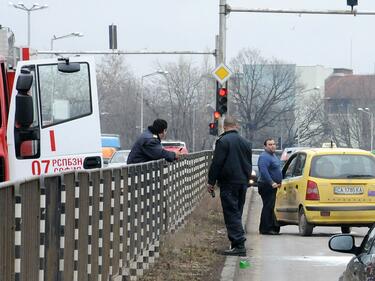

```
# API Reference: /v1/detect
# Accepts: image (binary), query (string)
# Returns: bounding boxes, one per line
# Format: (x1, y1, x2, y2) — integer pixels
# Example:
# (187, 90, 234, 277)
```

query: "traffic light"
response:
(347, 0, 358, 10)
(216, 82, 228, 117)
(213, 111, 221, 120)
(209, 121, 218, 136)
(109, 24, 117, 50)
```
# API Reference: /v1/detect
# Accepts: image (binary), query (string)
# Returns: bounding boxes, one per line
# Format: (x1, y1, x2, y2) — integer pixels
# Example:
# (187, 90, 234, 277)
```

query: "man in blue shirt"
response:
(257, 138, 282, 235)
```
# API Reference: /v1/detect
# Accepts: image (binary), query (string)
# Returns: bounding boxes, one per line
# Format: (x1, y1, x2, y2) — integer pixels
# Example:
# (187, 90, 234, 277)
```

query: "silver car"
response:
(107, 150, 131, 168)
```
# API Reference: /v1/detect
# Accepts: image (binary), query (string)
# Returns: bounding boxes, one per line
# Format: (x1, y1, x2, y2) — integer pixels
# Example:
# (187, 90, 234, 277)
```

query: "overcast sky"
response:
(2, 0, 375, 76)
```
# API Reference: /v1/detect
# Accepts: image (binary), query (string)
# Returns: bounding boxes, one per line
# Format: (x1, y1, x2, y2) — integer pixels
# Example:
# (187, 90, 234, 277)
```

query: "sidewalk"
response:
(220, 186, 255, 281)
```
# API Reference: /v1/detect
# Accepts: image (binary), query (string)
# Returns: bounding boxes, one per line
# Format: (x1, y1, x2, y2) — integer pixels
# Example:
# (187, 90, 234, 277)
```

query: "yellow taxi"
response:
(275, 148, 375, 236)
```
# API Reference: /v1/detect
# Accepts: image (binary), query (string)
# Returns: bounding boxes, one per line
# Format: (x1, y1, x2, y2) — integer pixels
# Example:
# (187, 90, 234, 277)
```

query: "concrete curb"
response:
(220, 187, 254, 281)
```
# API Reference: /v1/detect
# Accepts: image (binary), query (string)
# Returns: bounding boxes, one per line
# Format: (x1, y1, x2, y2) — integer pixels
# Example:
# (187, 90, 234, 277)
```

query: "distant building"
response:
(325, 68, 375, 115)
(296, 65, 333, 98)
(324, 68, 375, 149)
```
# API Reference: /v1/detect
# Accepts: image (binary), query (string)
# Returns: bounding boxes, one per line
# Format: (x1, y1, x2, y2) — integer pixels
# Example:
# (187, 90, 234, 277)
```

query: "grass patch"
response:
(138, 193, 227, 281)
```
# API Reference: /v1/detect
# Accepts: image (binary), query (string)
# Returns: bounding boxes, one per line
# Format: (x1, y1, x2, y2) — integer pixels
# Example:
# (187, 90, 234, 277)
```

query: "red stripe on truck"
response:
(49, 130, 56, 151)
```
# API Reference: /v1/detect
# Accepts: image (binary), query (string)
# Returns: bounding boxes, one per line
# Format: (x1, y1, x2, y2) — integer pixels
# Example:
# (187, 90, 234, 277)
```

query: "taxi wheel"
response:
(298, 209, 313, 236)
(341, 226, 351, 234)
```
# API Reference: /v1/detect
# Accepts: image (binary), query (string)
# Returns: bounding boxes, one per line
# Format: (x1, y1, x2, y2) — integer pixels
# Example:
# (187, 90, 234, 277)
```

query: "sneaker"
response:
(222, 247, 247, 257)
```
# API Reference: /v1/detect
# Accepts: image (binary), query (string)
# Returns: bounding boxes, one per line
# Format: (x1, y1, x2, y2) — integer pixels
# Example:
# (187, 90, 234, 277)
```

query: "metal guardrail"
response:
(0, 151, 212, 281)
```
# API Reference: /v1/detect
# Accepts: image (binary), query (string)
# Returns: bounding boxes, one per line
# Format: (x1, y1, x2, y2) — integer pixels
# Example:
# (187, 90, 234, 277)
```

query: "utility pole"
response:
(217, 0, 227, 66)
(216, 0, 228, 135)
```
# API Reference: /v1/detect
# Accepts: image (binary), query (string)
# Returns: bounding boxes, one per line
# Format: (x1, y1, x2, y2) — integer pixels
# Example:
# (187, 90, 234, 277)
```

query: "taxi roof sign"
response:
(212, 63, 232, 85)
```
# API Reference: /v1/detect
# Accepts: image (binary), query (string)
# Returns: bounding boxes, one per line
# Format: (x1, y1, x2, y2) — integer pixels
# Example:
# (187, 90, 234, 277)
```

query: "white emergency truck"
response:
(0, 26, 102, 182)
(6, 57, 102, 181)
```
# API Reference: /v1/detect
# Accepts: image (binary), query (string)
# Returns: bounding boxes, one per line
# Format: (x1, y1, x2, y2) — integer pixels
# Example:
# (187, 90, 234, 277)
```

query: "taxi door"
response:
(7, 57, 102, 181)
(276, 154, 298, 222)
(287, 153, 307, 222)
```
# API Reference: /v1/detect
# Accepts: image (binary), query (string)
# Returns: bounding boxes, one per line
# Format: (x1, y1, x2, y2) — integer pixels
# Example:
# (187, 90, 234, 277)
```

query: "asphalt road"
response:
(235, 190, 368, 281)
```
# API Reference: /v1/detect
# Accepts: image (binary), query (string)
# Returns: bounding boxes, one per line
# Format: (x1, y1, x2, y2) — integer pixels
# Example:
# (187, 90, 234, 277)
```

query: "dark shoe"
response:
(222, 247, 247, 257)
(231, 241, 245, 249)
(260, 230, 280, 235)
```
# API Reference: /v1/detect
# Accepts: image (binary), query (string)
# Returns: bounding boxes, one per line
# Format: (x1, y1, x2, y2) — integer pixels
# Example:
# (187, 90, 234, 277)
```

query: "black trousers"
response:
(258, 182, 278, 233)
(220, 184, 247, 248)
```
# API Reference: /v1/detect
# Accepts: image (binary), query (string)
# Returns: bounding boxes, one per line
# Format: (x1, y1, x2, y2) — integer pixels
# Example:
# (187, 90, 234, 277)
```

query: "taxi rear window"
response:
(310, 154, 375, 179)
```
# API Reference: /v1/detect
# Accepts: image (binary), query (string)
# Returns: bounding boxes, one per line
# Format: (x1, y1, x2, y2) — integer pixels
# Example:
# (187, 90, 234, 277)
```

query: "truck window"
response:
(38, 62, 92, 127)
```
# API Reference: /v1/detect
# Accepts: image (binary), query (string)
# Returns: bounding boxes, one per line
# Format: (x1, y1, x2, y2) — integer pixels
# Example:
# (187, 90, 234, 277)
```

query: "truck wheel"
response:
(298, 208, 313, 236)
(341, 226, 351, 234)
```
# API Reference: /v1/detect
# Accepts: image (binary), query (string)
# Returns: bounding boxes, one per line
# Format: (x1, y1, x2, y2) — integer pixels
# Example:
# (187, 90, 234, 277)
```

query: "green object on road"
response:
(239, 260, 250, 269)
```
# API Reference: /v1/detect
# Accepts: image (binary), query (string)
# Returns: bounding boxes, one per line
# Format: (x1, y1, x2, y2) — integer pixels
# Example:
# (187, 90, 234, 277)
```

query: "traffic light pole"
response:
(213, 0, 375, 137)
(216, 0, 228, 135)
(227, 7, 375, 16)
(217, 0, 227, 66)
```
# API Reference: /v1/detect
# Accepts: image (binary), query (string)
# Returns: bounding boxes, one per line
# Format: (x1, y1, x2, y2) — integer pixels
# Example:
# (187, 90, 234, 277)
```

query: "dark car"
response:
(329, 224, 375, 281)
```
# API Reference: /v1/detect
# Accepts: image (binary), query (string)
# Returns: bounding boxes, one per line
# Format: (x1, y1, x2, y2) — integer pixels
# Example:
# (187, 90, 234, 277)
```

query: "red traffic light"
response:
(218, 88, 228, 97)
(209, 121, 218, 136)
(216, 83, 228, 115)
(214, 111, 221, 119)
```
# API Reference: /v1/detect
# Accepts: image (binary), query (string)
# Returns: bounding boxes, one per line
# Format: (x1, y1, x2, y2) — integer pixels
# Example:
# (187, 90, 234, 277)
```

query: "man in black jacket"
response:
(207, 116, 252, 256)
(127, 119, 182, 164)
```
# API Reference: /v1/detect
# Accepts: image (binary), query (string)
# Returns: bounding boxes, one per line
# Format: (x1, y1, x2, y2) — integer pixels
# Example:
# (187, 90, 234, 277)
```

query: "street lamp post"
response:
(140, 70, 168, 133)
(9, 2, 48, 47)
(50, 32, 83, 51)
(358, 107, 374, 151)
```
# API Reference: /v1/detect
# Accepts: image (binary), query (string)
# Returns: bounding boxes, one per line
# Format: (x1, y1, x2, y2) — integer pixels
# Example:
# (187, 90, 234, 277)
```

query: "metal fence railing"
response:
(0, 151, 212, 281)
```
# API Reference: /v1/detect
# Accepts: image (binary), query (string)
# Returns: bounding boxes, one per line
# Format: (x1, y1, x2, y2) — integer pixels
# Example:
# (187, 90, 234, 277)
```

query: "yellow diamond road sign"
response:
(212, 63, 232, 85)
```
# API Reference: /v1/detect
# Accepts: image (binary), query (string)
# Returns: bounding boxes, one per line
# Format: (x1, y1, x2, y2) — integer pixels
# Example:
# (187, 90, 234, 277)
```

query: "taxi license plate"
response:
(334, 186, 364, 195)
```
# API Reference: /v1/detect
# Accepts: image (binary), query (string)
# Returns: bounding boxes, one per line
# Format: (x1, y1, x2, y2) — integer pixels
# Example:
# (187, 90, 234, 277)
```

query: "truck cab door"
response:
(7, 57, 102, 181)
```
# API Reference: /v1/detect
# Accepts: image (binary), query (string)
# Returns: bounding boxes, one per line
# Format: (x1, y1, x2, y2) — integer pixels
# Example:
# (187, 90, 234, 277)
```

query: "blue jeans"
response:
(219, 184, 247, 248)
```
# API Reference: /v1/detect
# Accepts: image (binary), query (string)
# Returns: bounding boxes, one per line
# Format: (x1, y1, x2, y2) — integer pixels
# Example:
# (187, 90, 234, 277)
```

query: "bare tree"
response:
(230, 49, 299, 146)
(143, 56, 215, 152)
(325, 104, 362, 149)
(96, 55, 139, 148)
(282, 90, 327, 147)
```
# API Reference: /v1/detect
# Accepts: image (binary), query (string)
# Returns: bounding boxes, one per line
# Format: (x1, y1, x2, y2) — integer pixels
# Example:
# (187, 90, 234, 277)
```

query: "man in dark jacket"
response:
(257, 138, 282, 235)
(127, 119, 181, 164)
(207, 116, 252, 256)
